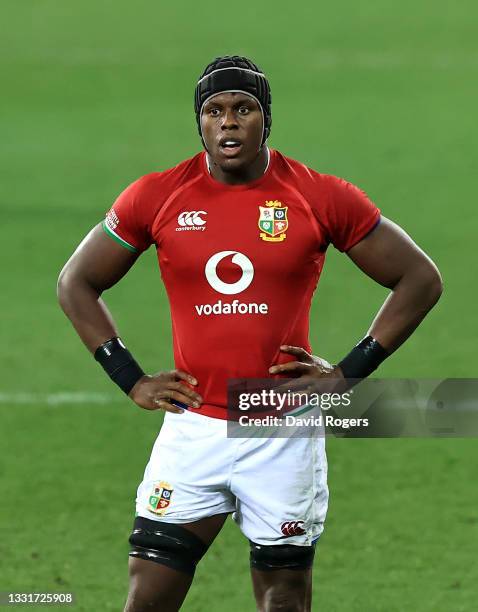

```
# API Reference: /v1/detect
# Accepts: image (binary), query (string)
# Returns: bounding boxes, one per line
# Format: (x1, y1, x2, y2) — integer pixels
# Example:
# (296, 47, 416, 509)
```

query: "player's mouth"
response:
(218, 138, 243, 157)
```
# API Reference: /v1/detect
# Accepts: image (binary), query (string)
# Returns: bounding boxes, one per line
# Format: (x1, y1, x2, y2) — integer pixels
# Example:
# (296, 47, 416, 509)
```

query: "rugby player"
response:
(57, 56, 443, 611)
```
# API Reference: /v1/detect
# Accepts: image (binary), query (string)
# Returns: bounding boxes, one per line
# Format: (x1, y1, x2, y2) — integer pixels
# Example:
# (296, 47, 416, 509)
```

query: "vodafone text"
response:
(195, 299, 268, 316)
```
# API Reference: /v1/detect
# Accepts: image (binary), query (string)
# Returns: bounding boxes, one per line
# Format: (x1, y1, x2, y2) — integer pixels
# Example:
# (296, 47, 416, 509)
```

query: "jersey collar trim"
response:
(202, 147, 274, 191)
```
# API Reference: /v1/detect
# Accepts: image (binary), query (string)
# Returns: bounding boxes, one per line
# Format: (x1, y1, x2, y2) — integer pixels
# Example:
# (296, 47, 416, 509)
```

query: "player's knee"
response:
(125, 556, 194, 612)
(124, 570, 160, 612)
(124, 560, 163, 611)
(129, 516, 208, 576)
(250, 541, 316, 572)
(263, 583, 305, 612)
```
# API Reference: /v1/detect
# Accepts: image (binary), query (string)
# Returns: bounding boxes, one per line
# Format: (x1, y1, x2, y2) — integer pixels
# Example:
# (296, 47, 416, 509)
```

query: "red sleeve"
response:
(322, 175, 381, 252)
(103, 175, 156, 253)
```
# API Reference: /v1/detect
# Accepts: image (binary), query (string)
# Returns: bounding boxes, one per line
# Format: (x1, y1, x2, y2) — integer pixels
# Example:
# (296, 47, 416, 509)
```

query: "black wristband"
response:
(338, 336, 389, 380)
(94, 337, 145, 395)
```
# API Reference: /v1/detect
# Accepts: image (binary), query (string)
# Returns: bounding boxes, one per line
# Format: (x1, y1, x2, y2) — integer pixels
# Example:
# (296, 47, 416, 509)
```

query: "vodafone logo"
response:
(280, 521, 306, 537)
(194, 250, 268, 316)
(205, 251, 254, 295)
(176, 211, 207, 232)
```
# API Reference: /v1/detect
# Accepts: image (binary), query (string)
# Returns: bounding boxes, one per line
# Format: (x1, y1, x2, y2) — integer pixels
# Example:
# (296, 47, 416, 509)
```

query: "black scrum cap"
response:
(194, 55, 272, 145)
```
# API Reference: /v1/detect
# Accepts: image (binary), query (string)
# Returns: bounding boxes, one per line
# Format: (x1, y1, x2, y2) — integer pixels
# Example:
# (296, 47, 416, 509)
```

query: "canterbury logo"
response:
(280, 521, 306, 537)
(205, 251, 254, 295)
(177, 211, 207, 227)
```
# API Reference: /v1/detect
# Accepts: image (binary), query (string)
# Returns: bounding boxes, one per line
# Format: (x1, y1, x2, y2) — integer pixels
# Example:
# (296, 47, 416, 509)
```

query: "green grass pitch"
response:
(1, 1, 477, 610)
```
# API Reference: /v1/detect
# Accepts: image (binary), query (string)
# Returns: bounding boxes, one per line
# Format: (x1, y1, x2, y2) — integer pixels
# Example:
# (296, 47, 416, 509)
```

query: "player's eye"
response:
(238, 106, 250, 115)
(209, 108, 221, 116)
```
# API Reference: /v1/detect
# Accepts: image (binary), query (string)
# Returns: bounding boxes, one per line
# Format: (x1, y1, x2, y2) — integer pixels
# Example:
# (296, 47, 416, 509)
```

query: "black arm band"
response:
(338, 336, 389, 380)
(94, 337, 145, 395)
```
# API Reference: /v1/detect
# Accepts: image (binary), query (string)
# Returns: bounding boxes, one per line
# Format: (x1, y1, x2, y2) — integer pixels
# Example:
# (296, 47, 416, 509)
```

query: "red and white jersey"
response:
(103, 149, 380, 419)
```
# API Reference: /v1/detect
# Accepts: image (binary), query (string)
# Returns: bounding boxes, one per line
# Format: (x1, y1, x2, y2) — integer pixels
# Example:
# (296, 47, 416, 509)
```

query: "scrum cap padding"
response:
(194, 56, 272, 144)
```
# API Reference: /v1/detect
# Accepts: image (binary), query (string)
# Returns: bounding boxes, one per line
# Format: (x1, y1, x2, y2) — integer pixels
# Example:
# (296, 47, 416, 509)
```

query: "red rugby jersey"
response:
(103, 149, 381, 419)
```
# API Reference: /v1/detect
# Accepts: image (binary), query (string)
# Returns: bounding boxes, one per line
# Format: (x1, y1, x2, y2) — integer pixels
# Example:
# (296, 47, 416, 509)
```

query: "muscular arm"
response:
(57, 224, 202, 411)
(57, 223, 139, 353)
(346, 216, 443, 353)
(270, 217, 443, 381)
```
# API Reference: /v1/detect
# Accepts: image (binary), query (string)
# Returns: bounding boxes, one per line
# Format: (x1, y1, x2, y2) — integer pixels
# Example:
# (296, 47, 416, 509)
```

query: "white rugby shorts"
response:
(135, 409, 329, 546)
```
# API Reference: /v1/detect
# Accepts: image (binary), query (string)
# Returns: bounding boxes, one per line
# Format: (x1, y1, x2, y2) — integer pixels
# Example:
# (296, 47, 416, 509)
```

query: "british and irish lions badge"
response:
(259, 200, 288, 242)
(147, 481, 174, 516)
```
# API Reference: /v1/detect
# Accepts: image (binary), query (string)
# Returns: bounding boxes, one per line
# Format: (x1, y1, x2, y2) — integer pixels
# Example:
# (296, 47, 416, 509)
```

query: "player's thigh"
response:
(136, 410, 236, 523)
(124, 512, 229, 612)
(232, 433, 323, 611)
(232, 433, 328, 546)
(251, 567, 313, 612)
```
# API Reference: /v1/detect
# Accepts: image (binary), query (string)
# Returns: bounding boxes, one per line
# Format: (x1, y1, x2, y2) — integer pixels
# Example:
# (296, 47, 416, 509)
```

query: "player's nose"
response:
(221, 108, 238, 130)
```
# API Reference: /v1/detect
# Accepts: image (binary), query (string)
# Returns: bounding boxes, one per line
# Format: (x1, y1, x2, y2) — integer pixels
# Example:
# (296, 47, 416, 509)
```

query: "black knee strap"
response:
(250, 541, 316, 571)
(129, 517, 208, 576)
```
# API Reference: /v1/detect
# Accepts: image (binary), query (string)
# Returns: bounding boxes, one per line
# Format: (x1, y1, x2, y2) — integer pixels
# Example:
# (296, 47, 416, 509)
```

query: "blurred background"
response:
(1, 1, 477, 610)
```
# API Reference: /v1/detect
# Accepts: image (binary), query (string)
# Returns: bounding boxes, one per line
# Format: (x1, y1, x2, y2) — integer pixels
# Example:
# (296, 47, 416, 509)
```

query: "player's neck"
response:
(206, 147, 270, 185)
